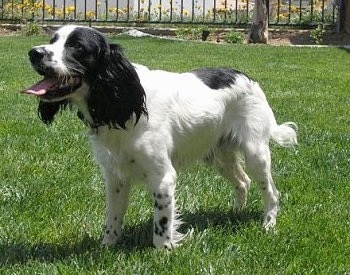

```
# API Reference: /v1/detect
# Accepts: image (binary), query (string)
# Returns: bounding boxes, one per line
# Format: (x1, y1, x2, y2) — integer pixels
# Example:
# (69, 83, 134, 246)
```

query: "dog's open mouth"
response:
(22, 76, 82, 100)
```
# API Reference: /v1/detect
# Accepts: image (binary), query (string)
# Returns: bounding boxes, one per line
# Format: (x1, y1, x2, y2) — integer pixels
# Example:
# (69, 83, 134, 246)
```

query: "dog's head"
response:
(24, 25, 147, 129)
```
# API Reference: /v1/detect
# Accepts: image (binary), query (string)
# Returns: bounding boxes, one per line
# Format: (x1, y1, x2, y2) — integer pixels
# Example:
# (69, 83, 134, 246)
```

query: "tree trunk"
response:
(247, 0, 268, 43)
(344, 0, 350, 33)
(338, 0, 350, 33)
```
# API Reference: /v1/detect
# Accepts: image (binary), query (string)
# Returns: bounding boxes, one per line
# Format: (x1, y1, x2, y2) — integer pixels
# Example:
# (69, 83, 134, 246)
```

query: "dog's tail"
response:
(271, 122, 298, 147)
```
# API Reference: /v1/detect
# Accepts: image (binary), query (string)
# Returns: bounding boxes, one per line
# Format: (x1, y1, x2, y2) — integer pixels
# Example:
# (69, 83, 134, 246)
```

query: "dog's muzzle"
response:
(23, 47, 82, 100)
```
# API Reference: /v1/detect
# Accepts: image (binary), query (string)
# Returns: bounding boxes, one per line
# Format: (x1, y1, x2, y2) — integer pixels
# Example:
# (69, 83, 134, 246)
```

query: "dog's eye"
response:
(72, 41, 83, 49)
(67, 41, 83, 50)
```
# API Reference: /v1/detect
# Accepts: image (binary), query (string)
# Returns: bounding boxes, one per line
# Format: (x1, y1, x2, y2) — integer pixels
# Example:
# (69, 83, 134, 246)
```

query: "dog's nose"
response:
(28, 47, 46, 64)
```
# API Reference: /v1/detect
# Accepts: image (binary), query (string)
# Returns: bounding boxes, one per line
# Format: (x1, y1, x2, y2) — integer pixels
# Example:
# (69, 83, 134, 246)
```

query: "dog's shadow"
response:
(0, 209, 261, 265)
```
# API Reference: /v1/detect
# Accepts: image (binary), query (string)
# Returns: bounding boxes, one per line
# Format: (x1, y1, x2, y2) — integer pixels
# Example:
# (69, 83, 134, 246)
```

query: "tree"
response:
(338, 0, 350, 33)
(247, 0, 268, 43)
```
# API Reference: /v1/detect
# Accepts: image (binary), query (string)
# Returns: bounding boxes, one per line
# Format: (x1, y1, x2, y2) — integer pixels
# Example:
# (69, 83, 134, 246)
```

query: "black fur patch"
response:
(159, 217, 168, 232)
(154, 222, 162, 236)
(154, 200, 163, 210)
(38, 100, 68, 125)
(35, 27, 148, 129)
(191, 68, 249, 90)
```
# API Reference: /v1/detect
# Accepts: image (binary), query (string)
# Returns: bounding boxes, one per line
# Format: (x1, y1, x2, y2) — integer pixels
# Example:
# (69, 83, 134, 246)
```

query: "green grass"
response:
(0, 34, 350, 274)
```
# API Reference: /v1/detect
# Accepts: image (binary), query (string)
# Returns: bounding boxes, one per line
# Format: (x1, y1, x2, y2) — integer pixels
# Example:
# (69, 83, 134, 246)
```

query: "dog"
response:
(23, 25, 297, 249)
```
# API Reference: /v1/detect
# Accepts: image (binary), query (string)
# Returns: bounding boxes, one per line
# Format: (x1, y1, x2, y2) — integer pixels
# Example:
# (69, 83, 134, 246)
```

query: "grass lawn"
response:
(0, 34, 349, 274)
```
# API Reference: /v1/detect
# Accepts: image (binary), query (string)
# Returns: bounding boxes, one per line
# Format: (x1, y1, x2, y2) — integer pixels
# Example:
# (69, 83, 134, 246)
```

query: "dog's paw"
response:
(153, 228, 190, 249)
(233, 199, 246, 212)
(101, 229, 120, 246)
(153, 239, 180, 250)
(262, 214, 276, 231)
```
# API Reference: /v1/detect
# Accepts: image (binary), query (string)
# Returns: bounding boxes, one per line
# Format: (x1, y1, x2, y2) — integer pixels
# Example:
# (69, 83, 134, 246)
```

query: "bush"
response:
(175, 27, 203, 40)
(224, 30, 245, 44)
(310, 24, 326, 44)
(21, 21, 43, 36)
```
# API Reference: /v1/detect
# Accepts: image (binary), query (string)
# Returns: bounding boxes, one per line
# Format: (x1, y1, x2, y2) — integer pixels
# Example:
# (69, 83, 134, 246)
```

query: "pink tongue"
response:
(24, 78, 58, 96)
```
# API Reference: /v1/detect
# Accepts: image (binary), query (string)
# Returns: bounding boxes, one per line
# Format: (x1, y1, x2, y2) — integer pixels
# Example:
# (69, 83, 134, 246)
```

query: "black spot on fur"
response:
(154, 222, 162, 236)
(154, 197, 171, 210)
(159, 217, 168, 232)
(191, 68, 249, 90)
(154, 201, 163, 210)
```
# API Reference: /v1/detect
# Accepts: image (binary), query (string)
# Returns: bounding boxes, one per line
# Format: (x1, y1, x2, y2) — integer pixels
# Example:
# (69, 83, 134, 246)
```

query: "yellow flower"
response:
(109, 7, 118, 13)
(218, 7, 228, 12)
(55, 8, 64, 18)
(65, 5, 75, 14)
(290, 6, 299, 13)
(85, 10, 96, 19)
(46, 7, 54, 15)
(278, 13, 287, 20)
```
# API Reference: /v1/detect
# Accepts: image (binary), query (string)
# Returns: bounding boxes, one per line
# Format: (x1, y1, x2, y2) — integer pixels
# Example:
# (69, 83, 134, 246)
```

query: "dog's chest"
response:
(90, 128, 146, 183)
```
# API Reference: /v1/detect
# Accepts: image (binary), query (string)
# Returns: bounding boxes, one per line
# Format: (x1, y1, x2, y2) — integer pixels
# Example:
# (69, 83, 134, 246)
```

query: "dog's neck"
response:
(70, 83, 95, 127)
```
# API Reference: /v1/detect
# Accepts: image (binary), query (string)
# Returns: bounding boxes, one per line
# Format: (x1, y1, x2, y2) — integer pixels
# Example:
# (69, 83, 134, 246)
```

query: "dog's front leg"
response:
(150, 170, 183, 249)
(101, 176, 130, 246)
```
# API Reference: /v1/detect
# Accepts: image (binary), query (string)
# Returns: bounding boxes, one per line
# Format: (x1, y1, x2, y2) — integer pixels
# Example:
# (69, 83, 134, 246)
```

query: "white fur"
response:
(35, 26, 298, 249)
(88, 65, 297, 248)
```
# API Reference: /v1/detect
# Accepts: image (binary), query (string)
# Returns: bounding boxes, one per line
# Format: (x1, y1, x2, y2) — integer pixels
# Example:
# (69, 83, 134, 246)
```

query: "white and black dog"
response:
(24, 25, 297, 249)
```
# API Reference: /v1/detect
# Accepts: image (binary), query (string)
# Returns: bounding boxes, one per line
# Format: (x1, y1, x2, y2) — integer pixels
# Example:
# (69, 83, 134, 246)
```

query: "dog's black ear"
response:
(38, 100, 68, 125)
(87, 43, 148, 129)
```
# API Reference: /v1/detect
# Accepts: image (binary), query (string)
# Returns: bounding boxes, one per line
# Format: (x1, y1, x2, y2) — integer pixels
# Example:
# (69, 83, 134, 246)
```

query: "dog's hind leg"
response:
(215, 148, 251, 211)
(241, 141, 279, 230)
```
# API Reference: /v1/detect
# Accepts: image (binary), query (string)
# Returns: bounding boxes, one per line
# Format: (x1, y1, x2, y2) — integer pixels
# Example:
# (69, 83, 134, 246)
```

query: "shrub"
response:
(224, 30, 244, 44)
(21, 21, 43, 36)
(310, 23, 326, 44)
(175, 27, 203, 40)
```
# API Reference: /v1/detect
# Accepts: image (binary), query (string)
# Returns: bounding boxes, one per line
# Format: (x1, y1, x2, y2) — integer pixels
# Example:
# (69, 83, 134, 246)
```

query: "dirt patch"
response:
(0, 26, 18, 36)
(268, 29, 350, 46)
(209, 29, 350, 46)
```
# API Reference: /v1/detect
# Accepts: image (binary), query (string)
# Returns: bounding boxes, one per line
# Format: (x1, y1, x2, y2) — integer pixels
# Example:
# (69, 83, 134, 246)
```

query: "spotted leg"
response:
(101, 173, 131, 246)
(149, 168, 184, 249)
